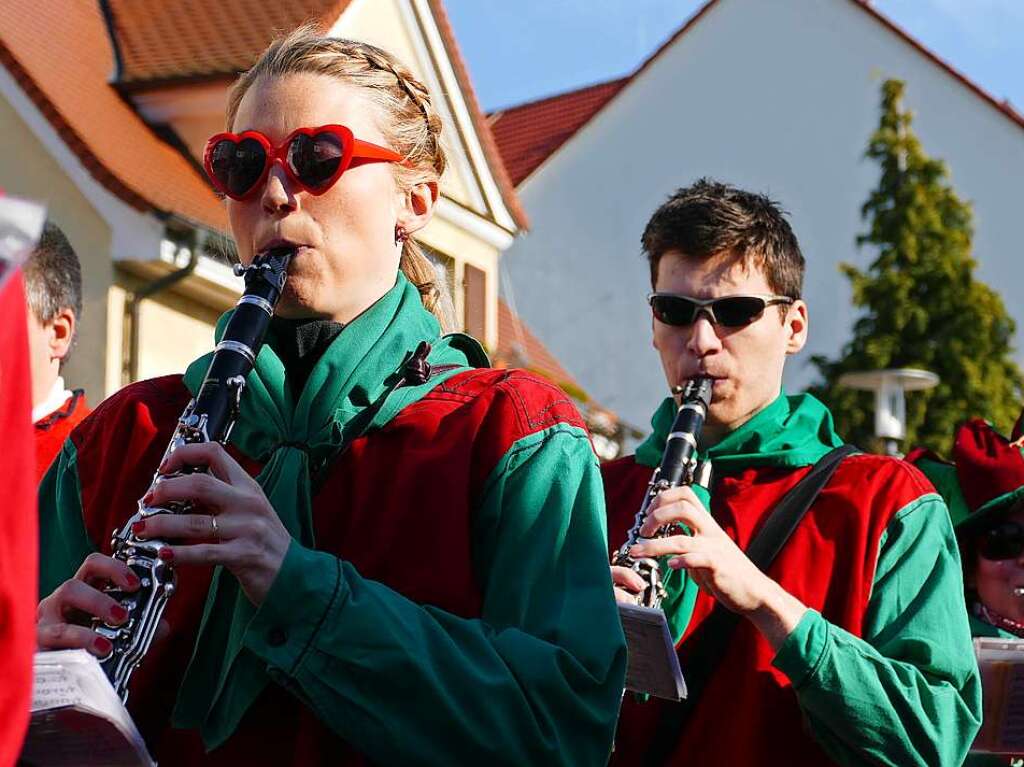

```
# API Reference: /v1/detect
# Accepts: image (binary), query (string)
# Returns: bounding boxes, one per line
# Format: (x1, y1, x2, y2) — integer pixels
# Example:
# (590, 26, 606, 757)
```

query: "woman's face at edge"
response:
(227, 72, 409, 323)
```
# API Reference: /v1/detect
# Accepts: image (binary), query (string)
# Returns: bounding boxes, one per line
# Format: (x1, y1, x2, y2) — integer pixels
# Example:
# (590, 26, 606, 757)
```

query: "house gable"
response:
(499, 0, 1024, 430)
(492, 0, 1024, 193)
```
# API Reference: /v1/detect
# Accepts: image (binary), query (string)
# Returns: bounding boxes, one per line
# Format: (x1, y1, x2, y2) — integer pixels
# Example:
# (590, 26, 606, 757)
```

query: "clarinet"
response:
(93, 246, 294, 702)
(612, 377, 713, 609)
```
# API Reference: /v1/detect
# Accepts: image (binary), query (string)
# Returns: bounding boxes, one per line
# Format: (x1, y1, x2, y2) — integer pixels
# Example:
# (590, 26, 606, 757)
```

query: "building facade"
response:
(494, 0, 1024, 432)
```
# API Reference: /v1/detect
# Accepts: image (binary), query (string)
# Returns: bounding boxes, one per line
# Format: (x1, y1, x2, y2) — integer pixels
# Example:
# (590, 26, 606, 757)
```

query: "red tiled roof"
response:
(849, 0, 1024, 132)
(1, 1, 226, 231)
(493, 297, 585, 398)
(488, 78, 628, 186)
(108, 0, 349, 85)
(489, 0, 1024, 188)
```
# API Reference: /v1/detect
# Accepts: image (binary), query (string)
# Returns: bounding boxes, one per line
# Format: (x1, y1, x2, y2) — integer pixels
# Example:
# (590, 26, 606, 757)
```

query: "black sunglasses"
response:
(648, 293, 795, 328)
(978, 521, 1024, 561)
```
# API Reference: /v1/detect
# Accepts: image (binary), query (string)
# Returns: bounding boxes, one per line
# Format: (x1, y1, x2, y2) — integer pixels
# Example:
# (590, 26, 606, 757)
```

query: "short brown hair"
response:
(641, 178, 804, 299)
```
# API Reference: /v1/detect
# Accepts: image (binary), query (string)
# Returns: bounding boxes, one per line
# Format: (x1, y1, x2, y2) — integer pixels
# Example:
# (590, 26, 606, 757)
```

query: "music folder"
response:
(972, 637, 1024, 756)
(20, 650, 155, 767)
(619, 603, 687, 701)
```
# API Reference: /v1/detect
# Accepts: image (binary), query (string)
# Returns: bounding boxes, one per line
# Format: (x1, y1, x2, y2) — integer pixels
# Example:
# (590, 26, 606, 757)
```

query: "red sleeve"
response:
(0, 273, 37, 765)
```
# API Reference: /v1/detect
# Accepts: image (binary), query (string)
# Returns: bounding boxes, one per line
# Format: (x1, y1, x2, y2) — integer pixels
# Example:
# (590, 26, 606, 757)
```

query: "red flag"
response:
(0, 271, 38, 766)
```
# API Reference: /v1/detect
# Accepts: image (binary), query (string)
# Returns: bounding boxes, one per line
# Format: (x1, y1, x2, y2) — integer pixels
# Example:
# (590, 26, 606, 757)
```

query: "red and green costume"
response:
(34, 387, 90, 482)
(910, 417, 1024, 767)
(39, 274, 626, 765)
(604, 393, 982, 766)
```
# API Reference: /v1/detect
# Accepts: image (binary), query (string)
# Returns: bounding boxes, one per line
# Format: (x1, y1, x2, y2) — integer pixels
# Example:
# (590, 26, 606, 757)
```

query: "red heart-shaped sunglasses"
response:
(203, 124, 404, 201)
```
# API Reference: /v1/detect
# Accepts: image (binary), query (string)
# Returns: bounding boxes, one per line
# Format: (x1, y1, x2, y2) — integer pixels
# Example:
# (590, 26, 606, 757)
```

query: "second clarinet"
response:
(613, 376, 713, 610)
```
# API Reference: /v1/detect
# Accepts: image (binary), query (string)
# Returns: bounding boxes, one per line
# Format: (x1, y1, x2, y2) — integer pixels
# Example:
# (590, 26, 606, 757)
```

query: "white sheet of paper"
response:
(21, 650, 155, 767)
(619, 603, 687, 701)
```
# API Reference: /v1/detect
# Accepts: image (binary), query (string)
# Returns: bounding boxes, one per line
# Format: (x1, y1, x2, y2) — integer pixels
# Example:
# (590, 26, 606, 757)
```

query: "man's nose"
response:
(686, 312, 723, 357)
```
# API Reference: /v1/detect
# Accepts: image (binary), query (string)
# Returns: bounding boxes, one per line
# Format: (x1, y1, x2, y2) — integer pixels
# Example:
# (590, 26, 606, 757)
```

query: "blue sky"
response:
(445, 0, 1024, 114)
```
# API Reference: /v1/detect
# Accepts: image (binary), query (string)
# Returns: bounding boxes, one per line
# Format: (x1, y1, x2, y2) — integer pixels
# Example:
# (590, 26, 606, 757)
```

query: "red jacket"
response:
(40, 369, 623, 766)
(34, 389, 90, 482)
(603, 453, 933, 766)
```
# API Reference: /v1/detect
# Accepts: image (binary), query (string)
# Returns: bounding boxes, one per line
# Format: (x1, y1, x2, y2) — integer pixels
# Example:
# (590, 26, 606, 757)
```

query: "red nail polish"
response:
(132, 520, 146, 535)
(158, 547, 174, 561)
(142, 493, 154, 506)
(93, 636, 112, 655)
(110, 605, 129, 622)
(125, 571, 141, 589)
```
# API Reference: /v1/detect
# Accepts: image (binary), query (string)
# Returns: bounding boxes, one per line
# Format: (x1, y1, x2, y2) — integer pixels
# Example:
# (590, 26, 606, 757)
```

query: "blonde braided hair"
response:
(227, 25, 455, 330)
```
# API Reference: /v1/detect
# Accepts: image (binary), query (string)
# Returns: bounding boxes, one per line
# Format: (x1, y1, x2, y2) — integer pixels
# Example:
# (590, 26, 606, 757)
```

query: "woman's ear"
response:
(395, 181, 438, 237)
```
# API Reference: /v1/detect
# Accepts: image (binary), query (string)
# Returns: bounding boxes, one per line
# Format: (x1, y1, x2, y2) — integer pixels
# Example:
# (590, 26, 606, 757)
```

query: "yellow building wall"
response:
(136, 291, 221, 382)
(107, 276, 222, 389)
(417, 215, 499, 349)
(0, 91, 115, 401)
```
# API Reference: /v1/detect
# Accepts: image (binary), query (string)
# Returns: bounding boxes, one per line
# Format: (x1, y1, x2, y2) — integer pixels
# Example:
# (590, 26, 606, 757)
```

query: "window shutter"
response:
(463, 264, 486, 340)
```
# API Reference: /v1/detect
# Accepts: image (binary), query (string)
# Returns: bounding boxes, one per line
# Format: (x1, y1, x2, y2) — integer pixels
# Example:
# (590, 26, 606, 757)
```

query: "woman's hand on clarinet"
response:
(37, 553, 142, 658)
(137, 442, 291, 608)
(627, 485, 808, 650)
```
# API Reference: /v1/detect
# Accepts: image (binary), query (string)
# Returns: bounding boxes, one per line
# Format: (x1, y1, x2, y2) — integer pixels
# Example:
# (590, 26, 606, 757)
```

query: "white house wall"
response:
(503, 0, 1024, 433)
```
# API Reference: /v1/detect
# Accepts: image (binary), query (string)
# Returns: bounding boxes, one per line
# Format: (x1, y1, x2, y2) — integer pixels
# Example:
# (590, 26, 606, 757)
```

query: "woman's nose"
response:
(260, 164, 297, 214)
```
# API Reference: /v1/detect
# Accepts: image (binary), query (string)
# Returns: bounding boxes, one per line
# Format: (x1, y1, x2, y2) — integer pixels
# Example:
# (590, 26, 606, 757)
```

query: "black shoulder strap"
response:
(643, 444, 859, 765)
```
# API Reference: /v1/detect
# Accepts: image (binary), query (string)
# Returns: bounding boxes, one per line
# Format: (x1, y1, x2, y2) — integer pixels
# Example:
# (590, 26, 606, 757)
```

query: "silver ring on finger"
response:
(210, 515, 220, 542)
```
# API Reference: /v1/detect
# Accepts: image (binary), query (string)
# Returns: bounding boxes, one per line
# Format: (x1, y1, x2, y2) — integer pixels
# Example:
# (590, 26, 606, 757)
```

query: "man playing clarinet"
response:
(606, 179, 981, 766)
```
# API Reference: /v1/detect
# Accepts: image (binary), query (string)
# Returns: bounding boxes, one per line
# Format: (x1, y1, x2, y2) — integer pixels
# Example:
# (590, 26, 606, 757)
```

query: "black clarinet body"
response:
(93, 247, 293, 701)
(612, 377, 713, 608)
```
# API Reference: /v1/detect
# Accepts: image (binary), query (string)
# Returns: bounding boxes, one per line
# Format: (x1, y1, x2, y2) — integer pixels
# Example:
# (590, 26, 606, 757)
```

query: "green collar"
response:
(173, 272, 486, 747)
(636, 391, 844, 473)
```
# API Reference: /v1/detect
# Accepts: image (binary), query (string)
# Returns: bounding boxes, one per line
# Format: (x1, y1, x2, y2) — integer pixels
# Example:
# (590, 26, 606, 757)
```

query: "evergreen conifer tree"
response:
(811, 79, 1022, 455)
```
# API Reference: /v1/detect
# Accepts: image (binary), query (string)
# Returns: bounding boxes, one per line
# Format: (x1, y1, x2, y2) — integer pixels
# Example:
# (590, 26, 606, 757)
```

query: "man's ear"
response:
(784, 300, 808, 355)
(48, 307, 75, 363)
(395, 180, 438, 237)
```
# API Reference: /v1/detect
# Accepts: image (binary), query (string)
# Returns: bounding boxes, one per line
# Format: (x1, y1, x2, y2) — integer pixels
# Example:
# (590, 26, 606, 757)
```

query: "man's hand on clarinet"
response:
(610, 565, 647, 605)
(627, 485, 809, 649)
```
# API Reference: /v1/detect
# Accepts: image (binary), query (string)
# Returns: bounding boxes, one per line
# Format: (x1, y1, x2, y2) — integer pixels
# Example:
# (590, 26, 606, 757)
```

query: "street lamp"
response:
(837, 368, 940, 456)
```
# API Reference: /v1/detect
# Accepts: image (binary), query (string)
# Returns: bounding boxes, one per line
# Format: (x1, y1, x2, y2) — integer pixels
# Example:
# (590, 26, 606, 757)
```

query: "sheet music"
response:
(619, 603, 687, 701)
(20, 650, 155, 767)
(972, 637, 1024, 755)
